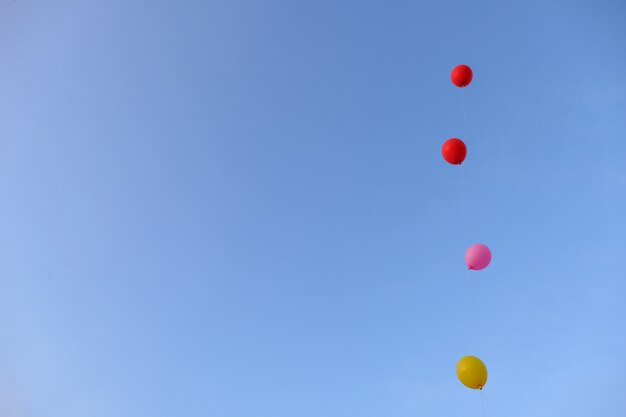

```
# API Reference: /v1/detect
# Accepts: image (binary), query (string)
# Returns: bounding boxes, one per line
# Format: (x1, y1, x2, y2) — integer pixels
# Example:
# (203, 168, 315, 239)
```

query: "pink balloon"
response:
(465, 244, 492, 271)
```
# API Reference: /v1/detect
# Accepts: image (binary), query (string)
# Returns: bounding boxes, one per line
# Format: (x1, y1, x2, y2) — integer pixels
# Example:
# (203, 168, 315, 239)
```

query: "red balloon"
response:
(451, 64, 473, 88)
(442, 138, 467, 165)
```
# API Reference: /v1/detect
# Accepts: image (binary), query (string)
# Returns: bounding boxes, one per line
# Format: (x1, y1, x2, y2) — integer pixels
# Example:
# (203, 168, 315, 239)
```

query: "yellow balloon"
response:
(456, 356, 488, 390)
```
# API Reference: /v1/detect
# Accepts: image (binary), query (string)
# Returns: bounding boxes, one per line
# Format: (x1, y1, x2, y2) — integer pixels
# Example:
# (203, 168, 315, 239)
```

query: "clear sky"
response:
(1, 1, 625, 416)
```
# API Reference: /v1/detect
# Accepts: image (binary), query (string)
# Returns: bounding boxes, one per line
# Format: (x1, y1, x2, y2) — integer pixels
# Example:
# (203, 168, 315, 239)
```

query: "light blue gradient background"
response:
(1, 1, 625, 416)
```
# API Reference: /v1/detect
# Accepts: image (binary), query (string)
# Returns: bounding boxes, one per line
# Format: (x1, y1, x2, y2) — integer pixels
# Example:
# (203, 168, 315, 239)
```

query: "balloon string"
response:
(462, 87, 469, 142)
(471, 267, 479, 355)
(458, 165, 478, 356)
(456, 164, 469, 254)
(459, 91, 478, 355)
(482, 390, 497, 417)
(480, 389, 487, 417)
(480, 390, 487, 417)
(457, 165, 470, 235)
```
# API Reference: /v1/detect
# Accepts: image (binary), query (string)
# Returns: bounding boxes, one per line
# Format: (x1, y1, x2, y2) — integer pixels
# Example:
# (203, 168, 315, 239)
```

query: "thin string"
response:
(471, 270, 480, 354)
(459, 88, 479, 355)
(482, 390, 497, 417)
(463, 84, 489, 417)
(459, 85, 470, 233)
(480, 389, 487, 417)
(457, 165, 470, 235)
(456, 163, 478, 354)
(463, 78, 492, 417)
(461, 87, 469, 143)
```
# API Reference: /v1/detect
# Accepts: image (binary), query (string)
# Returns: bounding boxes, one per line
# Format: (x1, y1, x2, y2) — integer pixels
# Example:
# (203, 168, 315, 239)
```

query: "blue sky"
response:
(1, 1, 625, 416)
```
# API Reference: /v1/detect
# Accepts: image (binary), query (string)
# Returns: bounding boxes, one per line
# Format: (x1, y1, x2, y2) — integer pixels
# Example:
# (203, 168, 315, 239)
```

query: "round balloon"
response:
(451, 64, 473, 88)
(465, 243, 492, 270)
(456, 356, 488, 390)
(442, 138, 467, 165)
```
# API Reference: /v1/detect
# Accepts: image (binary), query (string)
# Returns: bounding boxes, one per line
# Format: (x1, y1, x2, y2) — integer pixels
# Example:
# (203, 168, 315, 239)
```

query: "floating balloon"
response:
(451, 64, 473, 88)
(442, 138, 467, 165)
(456, 356, 488, 390)
(465, 243, 492, 270)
